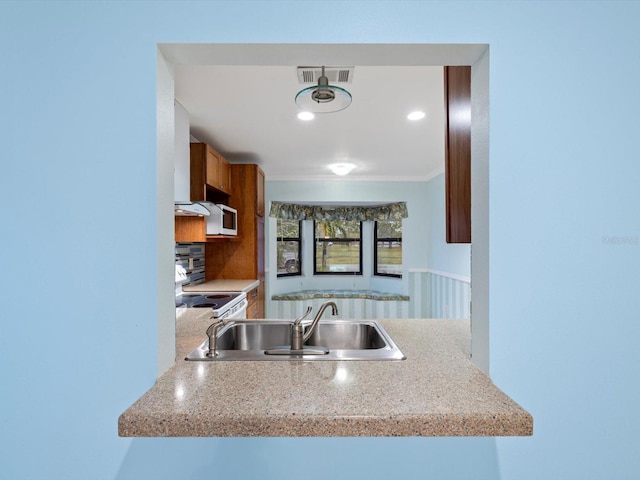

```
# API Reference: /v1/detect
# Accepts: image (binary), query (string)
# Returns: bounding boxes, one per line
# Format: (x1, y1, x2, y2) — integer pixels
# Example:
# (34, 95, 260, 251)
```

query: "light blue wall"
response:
(1, 2, 639, 480)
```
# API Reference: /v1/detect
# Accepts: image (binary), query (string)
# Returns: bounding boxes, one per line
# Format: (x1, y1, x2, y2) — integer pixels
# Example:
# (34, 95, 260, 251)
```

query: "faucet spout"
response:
(205, 318, 232, 357)
(265, 302, 337, 356)
(302, 301, 339, 343)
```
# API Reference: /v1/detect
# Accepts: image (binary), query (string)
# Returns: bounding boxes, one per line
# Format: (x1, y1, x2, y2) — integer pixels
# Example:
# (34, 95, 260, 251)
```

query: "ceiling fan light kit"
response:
(295, 66, 353, 113)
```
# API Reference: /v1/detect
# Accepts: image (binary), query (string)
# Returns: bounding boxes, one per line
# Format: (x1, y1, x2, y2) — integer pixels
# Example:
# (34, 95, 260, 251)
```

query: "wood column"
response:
(444, 66, 472, 244)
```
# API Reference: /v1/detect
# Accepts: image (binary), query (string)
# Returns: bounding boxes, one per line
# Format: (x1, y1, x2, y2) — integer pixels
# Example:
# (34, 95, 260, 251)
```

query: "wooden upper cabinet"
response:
(217, 154, 230, 193)
(204, 146, 219, 189)
(444, 66, 471, 244)
(190, 143, 231, 200)
(256, 166, 265, 217)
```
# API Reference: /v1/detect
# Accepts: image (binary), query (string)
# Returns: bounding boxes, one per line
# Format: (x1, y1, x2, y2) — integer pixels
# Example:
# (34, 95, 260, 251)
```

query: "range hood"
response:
(174, 101, 208, 216)
(174, 201, 211, 217)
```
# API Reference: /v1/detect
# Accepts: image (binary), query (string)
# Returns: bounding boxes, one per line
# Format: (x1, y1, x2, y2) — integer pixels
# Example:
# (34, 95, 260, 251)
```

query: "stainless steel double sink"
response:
(185, 320, 406, 361)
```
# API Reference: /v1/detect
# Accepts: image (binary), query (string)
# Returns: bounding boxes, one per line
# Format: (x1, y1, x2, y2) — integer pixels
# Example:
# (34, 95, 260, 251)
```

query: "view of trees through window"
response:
(314, 220, 362, 274)
(375, 220, 402, 277)
(276, 219, 301, 276)
(275, 218, 402, 277)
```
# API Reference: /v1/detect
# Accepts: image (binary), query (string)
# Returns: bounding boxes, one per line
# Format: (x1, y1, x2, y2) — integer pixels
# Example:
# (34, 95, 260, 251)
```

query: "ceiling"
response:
(174, 65, 445, 181)
(165, 44, 487, 182)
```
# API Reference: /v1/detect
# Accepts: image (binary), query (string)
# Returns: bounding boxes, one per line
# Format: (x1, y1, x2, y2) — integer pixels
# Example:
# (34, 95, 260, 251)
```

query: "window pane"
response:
(375, 220, 402, 277)
(314, 220, 362, 274)
(277, 240, 300, 275)
(315, 240, 361, 273)
(277, 219, 301, 276)
(376, 240, 402, 275)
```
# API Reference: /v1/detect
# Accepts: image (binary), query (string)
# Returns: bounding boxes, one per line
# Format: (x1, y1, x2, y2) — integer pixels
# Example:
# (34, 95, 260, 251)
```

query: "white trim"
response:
(159, 43, 490, 375)
(409, 268, 470, 283)
(266, 170, 444, 183)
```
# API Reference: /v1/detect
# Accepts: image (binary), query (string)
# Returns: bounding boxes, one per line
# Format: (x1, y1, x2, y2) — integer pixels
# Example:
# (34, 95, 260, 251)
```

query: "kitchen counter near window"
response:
(182, 279, 259, 293)
(119, 319, 532, 437)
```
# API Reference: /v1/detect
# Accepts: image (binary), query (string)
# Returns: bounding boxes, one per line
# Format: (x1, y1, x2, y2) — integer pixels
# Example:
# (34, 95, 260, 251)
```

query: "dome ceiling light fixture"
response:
(295, 66, 353, 113)
(328, 163, 356, 176)
(297, 111, 315, 121)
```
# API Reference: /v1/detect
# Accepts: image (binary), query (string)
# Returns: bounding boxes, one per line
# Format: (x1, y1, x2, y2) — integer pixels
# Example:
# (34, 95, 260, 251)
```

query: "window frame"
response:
(313, 220, 363, 276)
(276, 219, 302, 277)
(374, 220, 403, 278)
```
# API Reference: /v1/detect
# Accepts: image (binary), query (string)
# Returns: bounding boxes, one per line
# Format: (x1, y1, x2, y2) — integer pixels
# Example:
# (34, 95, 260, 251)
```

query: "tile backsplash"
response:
(175, 243, 205, 290)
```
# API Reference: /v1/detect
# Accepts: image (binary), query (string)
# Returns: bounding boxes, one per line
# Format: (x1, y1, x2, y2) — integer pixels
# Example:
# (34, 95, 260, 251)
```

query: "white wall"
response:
(423, 173, 471, 276)
(157, 48, 177, 374)
(266, 176, 473, 321)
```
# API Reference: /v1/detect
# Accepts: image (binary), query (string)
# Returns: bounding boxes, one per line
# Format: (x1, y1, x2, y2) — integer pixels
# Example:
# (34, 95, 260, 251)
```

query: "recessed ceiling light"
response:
(407, 111, 426, 121)
(297, 111, 315, 121)
(328, 163, 356, 176)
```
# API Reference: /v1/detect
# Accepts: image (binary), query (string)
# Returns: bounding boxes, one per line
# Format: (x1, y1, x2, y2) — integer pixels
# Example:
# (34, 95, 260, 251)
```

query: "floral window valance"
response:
(269, 201, 408, 222)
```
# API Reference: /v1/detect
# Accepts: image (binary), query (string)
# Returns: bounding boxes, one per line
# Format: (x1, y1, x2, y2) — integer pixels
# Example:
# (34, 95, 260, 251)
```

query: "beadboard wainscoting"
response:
(269, 270, 470, 321)
(270, 295, 410, 320)
(408, 269, 471, 319)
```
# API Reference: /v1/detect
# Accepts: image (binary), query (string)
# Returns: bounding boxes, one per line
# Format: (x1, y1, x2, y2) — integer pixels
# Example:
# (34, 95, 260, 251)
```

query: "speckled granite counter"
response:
(119, 318, 532, 437)
(183, 279, 259, 293)
(272, 289, 409, 301)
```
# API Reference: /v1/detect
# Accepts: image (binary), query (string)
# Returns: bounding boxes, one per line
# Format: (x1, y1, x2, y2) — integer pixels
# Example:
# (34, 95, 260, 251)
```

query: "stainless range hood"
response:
(174, 101, 209, 216)
(174, 201, 211, 217)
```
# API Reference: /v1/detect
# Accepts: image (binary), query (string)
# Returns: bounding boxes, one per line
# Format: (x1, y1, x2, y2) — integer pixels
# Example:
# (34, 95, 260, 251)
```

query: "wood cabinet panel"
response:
(218, 156, 230, 193)
(190, 143, 231, 200)
(444, 66, 471, 244)
(256, 167, 265, 217)
(246, 286, 261, 319)
(204, 145, 219, 189)
(205, 164, 265, 317)
(175, 216, 206, 243)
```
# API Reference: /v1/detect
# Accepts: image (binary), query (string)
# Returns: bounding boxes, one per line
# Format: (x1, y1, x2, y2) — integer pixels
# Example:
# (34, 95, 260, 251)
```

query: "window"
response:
(374, 220, 402, 277)
(314, 220, 362, 274)
(276, 219, 301, 276)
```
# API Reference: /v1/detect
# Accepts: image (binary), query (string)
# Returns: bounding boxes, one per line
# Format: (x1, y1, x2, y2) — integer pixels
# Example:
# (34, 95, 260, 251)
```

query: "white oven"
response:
(178, 291, 247, 320)
(225, 296, 248, 320)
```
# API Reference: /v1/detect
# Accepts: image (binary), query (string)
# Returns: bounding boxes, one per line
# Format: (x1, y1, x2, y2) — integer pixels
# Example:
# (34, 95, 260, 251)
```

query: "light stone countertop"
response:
(182, 279, 259, 293)
(119, 316, 533, 437)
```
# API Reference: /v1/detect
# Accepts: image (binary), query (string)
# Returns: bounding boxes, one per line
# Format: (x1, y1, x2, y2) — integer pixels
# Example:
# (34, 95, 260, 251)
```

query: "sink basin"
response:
(185, 320, 405, 361)
(216, 322, 291, 351)
(305, 322, 387, 350)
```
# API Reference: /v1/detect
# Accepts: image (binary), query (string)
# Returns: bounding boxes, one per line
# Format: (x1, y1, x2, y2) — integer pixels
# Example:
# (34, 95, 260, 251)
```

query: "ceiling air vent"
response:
(297, 66, 354, 84)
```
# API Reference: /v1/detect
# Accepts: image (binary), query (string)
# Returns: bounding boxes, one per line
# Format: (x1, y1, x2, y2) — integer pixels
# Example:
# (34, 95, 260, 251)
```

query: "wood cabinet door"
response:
(246, 286, 260, 318)
(205, 145, 220, 188)
(444, 66, 471, 243)
(218, 156, 230, 193)
(256, 167, 265, 217)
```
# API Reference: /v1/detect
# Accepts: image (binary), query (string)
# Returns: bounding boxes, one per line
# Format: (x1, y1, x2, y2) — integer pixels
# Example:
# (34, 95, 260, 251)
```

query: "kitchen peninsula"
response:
(119, 318, 532, 437)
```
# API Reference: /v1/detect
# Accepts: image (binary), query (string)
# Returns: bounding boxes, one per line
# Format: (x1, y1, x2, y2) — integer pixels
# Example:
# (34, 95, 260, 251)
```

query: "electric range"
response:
(176, 291, 247, 319)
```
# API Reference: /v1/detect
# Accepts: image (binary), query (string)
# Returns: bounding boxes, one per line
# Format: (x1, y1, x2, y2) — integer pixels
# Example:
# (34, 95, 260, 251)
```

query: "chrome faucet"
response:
(263, 302, 339, 356)
(291, 301, 339, 350)
(205, 318, 232, 357)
